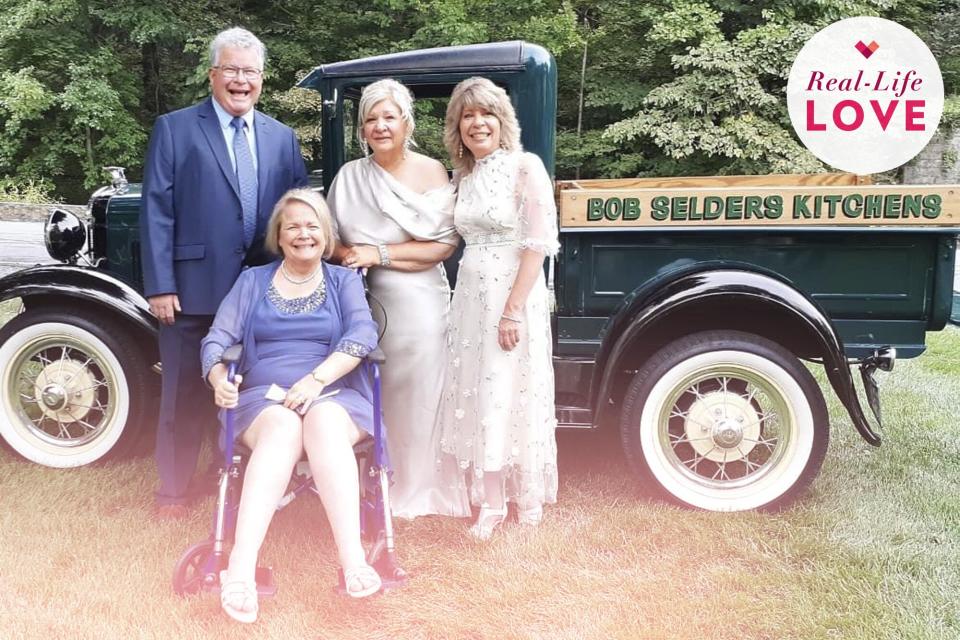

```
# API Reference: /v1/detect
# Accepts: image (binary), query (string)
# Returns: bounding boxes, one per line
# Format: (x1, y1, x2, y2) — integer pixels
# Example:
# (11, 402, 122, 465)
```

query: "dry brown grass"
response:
(1, 328, 958, 639)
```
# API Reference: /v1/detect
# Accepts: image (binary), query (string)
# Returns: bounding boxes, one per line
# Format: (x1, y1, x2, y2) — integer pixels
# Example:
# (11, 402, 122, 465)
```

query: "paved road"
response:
(0, 221, 51, 277)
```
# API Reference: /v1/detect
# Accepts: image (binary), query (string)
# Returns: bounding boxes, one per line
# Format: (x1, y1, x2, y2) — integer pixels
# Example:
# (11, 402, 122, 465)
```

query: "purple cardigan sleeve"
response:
(332, 268, 378, 358)
(200, 269, 255, 380)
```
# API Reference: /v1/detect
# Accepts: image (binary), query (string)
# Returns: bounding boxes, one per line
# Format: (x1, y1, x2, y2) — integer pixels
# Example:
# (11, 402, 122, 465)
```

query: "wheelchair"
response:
(171, 342, 406, 598)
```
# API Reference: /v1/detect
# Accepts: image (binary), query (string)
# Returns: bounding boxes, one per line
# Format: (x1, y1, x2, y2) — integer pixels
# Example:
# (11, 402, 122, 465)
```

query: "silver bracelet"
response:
(377, 243, 391, 267)
(500, 313, 523, 324)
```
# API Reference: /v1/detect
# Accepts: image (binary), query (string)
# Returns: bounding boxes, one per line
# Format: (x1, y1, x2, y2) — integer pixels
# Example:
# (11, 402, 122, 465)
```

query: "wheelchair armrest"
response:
(366, 347, 386, 365)
(222, 344, 243, 366)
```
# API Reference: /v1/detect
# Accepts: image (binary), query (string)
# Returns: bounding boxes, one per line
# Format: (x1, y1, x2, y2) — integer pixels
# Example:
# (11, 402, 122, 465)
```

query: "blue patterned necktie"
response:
(230, 116, 258, 248)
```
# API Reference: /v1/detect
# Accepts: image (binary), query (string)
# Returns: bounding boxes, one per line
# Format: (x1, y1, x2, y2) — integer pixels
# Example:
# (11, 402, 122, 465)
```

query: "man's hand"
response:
(148, 294, 181, 325)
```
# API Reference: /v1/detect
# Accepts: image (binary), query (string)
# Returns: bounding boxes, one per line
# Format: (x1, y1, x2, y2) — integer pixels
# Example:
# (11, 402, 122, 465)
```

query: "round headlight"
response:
(44, 208, 87, 262)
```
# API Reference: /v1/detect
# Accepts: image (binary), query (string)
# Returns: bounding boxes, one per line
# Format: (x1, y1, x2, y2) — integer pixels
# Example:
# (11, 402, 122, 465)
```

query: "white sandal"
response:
(517, 505, 543, 527)
(469, 504, 508, 540)
(219, 571, 258, 623)
(343, 564, 382, 599)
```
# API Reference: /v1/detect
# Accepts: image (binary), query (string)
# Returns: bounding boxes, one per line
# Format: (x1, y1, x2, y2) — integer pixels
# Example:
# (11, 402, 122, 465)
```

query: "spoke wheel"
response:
(173, 540, 220, 596)
(0, 309, 151, 467)
(620, 330, 829, 512)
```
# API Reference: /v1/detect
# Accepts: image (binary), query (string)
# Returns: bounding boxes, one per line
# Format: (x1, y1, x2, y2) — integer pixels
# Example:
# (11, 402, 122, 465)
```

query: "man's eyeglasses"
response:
(214, 66, 263, 80)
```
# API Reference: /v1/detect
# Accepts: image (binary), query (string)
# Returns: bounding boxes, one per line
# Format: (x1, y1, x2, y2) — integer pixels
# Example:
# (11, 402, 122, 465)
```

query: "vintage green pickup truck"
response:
(0, 41, 957, 512)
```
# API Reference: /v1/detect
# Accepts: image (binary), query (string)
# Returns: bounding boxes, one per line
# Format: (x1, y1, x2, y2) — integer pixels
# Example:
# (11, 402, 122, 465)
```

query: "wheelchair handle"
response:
(222, 344, 243, 367)
(221, 345, 243, 463)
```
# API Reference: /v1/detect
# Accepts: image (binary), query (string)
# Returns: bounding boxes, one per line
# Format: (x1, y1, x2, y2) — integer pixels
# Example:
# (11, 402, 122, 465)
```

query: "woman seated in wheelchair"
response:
(201, 188, 383, 621)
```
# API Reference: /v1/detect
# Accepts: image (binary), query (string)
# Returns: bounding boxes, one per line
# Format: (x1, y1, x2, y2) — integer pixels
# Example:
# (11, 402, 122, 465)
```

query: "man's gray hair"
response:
(209, 27, 266, 68)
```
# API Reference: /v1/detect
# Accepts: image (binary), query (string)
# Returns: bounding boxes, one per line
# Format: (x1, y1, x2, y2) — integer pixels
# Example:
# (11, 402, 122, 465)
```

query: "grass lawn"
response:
(0, 299, 957, 639)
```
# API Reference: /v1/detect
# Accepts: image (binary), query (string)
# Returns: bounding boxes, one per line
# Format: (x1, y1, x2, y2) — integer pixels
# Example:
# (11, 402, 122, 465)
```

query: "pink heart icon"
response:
(855, 40, 879, 59)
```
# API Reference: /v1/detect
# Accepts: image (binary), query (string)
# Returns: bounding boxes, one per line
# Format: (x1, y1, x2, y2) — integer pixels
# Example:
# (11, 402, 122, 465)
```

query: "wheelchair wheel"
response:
(173, 540, 221, 596)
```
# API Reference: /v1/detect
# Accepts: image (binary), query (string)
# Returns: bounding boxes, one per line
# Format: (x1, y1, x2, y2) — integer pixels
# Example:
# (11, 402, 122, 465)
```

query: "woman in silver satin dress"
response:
(327, 79, 470, 519)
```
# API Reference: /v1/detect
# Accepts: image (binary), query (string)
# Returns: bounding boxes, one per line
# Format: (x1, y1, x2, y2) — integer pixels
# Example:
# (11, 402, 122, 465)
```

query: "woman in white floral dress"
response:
(438, 77, 559, 539)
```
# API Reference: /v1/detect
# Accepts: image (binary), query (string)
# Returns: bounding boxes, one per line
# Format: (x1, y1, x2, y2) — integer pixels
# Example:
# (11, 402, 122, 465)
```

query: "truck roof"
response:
(298, 41, 538, 87)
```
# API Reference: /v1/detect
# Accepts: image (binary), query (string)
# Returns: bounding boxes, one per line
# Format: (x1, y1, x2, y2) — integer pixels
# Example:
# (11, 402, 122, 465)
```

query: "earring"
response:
(458, 142, 463, 159)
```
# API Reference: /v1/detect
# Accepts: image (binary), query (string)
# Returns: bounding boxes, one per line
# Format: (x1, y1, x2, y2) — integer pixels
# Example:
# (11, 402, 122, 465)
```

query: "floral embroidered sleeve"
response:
(333, 269, 377, 358)
(515, 152, 560, 257)
(335, 339, 371, 358)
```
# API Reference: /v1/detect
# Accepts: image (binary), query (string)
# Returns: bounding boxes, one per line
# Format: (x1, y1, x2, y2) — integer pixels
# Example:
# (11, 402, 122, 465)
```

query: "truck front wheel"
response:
(0, 309, 150, 467)
(620, 330, 829, 512)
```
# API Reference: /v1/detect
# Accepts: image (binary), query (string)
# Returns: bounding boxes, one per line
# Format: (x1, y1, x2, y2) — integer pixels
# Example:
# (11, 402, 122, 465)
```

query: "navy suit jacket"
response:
(140, 97, 309, 315)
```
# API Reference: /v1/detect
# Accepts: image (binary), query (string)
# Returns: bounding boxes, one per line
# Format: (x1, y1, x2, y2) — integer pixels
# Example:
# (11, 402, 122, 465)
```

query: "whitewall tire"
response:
(620, 331, 829, 512)
(0, 309, 149, 467)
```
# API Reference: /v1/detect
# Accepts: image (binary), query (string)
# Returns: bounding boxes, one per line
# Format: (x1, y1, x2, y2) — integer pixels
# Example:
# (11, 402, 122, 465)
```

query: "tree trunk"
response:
(141, 42, 165, 120)
(85, 126, 94, 172)
(576, 16, 589, 180)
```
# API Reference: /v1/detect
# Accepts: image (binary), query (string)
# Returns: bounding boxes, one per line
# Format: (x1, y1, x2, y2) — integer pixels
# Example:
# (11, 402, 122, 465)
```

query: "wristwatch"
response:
(311, 369, 326, 385)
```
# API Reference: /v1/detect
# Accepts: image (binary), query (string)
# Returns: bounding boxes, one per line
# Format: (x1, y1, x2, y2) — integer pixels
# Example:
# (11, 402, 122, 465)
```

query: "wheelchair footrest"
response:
(372, 552, 408, 591)
(210, 565, 277, 598)
(333, 561, 408, 596)
(255, 566, 277, 597)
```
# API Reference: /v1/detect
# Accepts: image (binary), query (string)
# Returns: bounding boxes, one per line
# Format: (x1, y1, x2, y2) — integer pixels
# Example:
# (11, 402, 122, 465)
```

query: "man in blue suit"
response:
(141, 27, 308, 519)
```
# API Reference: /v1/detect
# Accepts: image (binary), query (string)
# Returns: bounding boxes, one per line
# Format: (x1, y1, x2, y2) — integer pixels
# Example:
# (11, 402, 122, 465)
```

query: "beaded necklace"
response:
(280, 260, 321, 285)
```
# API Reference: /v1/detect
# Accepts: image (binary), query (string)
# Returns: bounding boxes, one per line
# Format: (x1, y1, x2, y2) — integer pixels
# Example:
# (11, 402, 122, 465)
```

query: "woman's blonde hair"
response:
(264, 188, 335, 259)
(358, 78, 416, 154)
(444, 77, 522, 173)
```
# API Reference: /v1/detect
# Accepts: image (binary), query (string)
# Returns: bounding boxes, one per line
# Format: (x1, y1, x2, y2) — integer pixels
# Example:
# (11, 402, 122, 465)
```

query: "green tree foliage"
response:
(556, 0, 951, 179)
(0, 0, 955, 199)
(0, 0, 213, 198)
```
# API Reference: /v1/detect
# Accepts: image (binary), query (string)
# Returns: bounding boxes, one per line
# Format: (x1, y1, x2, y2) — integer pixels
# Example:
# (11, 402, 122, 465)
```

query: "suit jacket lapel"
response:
(198, 98, 241, 202)
(255, 112, 272, 214)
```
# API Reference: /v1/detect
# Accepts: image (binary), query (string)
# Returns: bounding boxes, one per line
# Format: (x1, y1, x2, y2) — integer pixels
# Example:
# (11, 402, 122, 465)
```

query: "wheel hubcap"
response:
(7, 336, 118, 449)
(40, 384, 67, 411)
(34, 359, 97, 422)
(661, 367, 790, 486)
(713, 420, 743, 448)
(685, 390, 760, 462)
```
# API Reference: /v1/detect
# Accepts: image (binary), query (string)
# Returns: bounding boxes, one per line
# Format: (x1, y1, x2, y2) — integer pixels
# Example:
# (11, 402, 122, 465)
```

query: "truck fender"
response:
(0, 265, 157, 338)
(594, 267, 882, 446)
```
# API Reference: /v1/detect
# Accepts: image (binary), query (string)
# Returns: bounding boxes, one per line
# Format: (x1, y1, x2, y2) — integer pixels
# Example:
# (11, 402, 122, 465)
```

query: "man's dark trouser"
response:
(155, 314, 217, 506)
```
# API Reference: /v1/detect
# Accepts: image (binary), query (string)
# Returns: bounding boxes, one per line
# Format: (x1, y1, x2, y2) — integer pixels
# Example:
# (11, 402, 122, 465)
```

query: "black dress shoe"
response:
(154, 503, 190, 521)
(186, 479, 217, 500)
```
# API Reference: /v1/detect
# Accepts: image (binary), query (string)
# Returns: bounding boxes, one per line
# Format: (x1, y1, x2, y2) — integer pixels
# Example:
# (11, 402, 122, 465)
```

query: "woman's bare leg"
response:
(301, 402, 367, 572)
(226, 405, 304, 584)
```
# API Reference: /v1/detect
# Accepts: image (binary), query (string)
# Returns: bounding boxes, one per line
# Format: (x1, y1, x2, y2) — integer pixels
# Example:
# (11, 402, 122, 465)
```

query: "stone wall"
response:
(902, 127, 960, 184)
(0, 201, 86, 222)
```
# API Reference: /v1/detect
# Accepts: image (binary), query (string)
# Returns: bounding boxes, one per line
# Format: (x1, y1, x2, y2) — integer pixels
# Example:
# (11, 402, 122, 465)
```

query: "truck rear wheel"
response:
(620, 330, 829, 511)
(0, 308, 150, 467)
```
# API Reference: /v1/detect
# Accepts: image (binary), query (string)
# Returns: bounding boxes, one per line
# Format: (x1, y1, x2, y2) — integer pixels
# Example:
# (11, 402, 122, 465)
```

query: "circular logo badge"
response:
(787, 16, 943, 175)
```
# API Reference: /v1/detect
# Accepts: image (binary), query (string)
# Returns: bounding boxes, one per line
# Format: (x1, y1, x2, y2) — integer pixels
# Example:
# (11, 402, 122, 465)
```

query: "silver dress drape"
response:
(327, 157, 471, 518)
